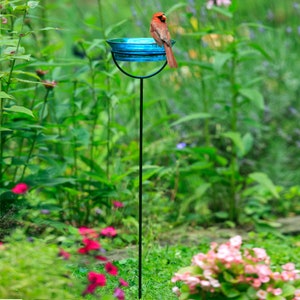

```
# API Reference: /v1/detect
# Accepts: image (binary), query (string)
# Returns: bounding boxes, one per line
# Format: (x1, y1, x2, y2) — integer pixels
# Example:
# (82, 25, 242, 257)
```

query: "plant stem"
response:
(0, 83, 3, 184)
(229, 50, 238, 222)
(4, 7, 27, 93)
(201, 78, 211, 146)
(96, 0, 105, 39)
(1, 5, 28, 184)
(20, 88, 50, 180)
(71, 81, 80, 218)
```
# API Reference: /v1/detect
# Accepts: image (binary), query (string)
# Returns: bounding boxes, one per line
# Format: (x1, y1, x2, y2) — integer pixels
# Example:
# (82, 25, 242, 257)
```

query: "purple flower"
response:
(176, 142, 187, 150)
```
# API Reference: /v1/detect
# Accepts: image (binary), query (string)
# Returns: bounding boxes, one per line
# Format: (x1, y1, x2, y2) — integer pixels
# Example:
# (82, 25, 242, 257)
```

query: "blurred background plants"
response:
(1, 0, 300, 238)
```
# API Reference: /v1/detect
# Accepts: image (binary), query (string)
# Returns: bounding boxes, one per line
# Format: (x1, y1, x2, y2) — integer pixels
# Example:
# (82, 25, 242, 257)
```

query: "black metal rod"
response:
(111, 52, 167, 79)
(138, 77, 143, 299)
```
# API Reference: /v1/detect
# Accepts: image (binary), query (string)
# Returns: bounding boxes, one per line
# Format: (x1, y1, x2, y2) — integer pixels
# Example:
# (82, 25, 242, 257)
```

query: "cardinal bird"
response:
(150, 12, 178, 68)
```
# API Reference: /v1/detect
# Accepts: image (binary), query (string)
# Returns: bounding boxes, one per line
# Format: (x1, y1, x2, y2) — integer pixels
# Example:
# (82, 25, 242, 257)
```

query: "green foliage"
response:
(0, 230, 82, 299)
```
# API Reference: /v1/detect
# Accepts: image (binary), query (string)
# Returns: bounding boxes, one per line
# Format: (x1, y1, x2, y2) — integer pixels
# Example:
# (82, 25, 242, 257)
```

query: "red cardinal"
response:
(150, 12, 178, 68)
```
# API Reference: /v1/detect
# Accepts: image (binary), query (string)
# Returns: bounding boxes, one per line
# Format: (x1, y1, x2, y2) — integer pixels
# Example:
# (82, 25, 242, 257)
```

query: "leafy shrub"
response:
(0, 230, 80, 299)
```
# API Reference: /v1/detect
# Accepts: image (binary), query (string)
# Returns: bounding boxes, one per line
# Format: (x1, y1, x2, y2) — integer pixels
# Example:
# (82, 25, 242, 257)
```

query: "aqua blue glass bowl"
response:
(107, 38, 175, 62)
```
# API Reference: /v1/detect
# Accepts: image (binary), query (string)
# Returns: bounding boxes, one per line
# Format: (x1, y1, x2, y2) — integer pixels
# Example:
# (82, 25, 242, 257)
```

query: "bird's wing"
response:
(150, 21, 171, 47)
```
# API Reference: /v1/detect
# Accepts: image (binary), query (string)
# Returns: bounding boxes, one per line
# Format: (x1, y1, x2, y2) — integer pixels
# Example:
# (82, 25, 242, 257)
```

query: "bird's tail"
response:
(164, 44, 178, 68)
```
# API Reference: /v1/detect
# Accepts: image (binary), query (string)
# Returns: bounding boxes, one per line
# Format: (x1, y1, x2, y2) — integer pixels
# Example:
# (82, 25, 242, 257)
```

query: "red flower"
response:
(95, 255, 108, 261)
(113, 201, 124, 208)
(105, 262, 118, 276)
(58, 248, 70, 260)
(78, 238, 101, 254)
(100, 226, 117, 238)
(11, 183, 28, 194)
(79, 227, 99, 239)
(82, 282, 98, 296)
(119, 278, 129, 287)
(88, 272, 106, 286)
(82, 272, 106, 295)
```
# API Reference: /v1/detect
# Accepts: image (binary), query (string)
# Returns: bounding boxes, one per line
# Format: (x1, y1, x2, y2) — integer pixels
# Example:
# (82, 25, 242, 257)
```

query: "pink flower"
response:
(253, 248, 269, 262)
(272, 288, 282, 296)
(206, 0, 231, 9)
(252, 278, 262, 288)
(119, 278, 129, 287)
(229, 235, 242, 248)
(282, 263, 295, 271)
(11, 183, 28, 194)
(281, 270, 298, 281)
(172, 286, 181, 296)
(245, 264, 256, 274)
(105, 262, 118, 276)
(78, 238, 101, 254)
(113, 201, 124, 208)
(58, 248, 70, 260)
(172, 272, 191, 283)
(100, 226, 117, 238)
(256, 289, 267, 299)
(114, 287, 125, 300)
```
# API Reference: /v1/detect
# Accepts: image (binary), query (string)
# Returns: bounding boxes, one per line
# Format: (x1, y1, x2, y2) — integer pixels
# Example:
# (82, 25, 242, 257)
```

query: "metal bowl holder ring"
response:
(107, 38, 175, 299)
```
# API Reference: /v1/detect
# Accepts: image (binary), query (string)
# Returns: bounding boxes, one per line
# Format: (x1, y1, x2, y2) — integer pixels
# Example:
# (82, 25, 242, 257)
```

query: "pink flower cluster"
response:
(172, 236, 300, 300)
(206, 0, 232, 9)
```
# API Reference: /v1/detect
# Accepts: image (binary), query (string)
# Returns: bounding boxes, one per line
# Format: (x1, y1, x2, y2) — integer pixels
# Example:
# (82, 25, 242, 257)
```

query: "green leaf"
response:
(171, 113, 211, 126)
(242, 132, 254, 156)
(221, 282, 240, 298)
(105, 19, 128, 37)
(101, 296, 115, 300)
(248, 172, 279, 199)
(222, 131, 244, 154)
(28, 1, 39, 9)
(239, 88, 264, 110)
(0, 91, 15, 99)
(213, 52, 232, 73)
(166, 2, 187, 15)
(0, 188, 10, 196)
(281, 283, 296, 297)
(0, 127, 13, 131)
(248, 42, 273, 60)
(3, 105, 35, 118)
(266, 294, 285, 300)
(176, 266, 200, 275)
(210, 6, 233, 18)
